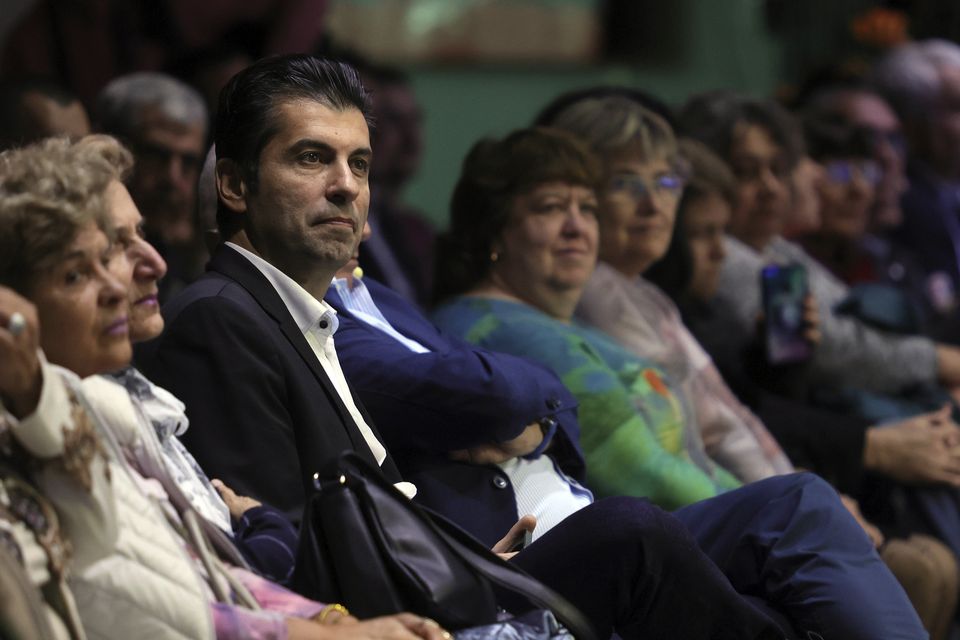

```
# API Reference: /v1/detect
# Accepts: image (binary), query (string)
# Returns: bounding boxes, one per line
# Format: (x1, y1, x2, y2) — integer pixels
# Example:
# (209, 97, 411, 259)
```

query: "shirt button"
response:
(546, 397, 561, 410)
(492, 475, 508, 489)
(319, 320, 329, 329)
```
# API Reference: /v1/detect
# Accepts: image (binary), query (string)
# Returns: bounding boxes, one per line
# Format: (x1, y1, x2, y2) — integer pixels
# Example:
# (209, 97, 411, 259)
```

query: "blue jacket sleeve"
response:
(327, 280, 580, 456)
(233, 505, 299, 586)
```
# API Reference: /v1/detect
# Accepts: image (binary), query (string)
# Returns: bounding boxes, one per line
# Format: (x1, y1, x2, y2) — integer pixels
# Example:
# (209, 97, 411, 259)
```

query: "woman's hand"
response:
(0, 287, 42, 418)
(211, 478, 262, 520)
(287, 613, 452, 639)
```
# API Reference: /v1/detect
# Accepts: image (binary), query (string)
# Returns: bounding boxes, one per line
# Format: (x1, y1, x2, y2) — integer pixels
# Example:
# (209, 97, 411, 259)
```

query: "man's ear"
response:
(216, 158, 248, 214)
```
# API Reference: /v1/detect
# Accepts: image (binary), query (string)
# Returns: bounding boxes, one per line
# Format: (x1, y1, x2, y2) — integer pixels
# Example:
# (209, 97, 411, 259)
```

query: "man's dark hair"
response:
(802, 113, 874, 163)
(214, 54, 372, 236)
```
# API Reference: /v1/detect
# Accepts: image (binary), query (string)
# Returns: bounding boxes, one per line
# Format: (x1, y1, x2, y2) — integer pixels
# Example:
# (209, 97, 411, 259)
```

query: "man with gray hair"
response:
(96, 72, 208, 299)
(873, 40, 960, 326)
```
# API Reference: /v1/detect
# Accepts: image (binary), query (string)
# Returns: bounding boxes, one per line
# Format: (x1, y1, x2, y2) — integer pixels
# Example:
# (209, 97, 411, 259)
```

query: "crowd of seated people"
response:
(5, 30, 960, 640)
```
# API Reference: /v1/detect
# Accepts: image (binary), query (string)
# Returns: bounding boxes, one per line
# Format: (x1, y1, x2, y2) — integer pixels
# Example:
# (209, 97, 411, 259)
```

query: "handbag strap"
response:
(338, 453, 598, 640)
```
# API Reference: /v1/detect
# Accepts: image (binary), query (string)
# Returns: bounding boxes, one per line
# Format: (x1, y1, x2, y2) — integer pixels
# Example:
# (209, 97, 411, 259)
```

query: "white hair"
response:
(96, 72, 207, 137)
(872, 39, 960, 122)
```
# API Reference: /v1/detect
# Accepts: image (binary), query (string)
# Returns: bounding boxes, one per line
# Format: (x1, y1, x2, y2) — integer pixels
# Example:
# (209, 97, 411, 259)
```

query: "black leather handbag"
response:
(291, 452, 596, 639)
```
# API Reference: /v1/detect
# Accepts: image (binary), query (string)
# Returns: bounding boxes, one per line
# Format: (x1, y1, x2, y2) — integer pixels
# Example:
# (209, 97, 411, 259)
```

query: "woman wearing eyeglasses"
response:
(796, 114, 943, 343)
(797, 116, 889, 283)
(550, 97, 793, 486)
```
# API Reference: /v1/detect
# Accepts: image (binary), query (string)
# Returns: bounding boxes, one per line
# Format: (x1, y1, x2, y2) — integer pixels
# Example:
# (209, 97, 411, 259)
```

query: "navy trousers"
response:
(675, 473, 927, 640)
(511, 497, 783, 639)
(513, 473, 926, 639)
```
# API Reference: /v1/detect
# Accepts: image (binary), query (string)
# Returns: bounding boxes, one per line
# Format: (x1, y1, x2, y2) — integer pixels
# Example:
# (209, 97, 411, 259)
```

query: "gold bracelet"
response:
(317, 603, 350, 624)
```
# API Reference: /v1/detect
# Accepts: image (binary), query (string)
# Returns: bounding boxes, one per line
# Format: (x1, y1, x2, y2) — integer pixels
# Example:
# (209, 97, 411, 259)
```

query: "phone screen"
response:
(761, 263, 812, 365)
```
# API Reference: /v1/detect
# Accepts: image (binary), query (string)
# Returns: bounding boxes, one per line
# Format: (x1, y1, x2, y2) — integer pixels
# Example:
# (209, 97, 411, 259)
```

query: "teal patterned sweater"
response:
(432, 296, 740, 510)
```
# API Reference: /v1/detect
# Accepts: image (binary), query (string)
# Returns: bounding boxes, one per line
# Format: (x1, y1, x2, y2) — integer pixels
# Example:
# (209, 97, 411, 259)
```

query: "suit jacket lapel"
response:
(208, 247, 375, 458)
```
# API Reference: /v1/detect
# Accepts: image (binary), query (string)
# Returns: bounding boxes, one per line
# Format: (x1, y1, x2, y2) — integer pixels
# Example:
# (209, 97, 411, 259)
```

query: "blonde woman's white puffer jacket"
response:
(12, 365, 214, 640)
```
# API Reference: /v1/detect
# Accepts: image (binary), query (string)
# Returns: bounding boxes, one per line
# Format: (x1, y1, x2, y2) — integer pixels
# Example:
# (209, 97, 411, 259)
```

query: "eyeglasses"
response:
(823, 160, 883, 186)
(607, 173, 685, 202)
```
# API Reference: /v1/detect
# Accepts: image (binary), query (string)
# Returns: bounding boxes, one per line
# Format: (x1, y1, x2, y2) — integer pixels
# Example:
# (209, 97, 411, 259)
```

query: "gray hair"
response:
(872, 39, 960, 122)
(550, 96, 687, 174)
(0, 135, 133, 293)
(96, 72, 207, 138)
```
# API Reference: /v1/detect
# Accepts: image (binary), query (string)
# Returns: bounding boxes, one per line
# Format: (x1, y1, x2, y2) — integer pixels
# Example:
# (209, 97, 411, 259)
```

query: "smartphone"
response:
(509, 529, 534, 553)
(760, 263, 812, 365)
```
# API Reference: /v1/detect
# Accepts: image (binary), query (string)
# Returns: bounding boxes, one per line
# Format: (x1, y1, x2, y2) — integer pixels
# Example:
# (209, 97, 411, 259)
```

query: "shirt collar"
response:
(226, 242, 338, 337)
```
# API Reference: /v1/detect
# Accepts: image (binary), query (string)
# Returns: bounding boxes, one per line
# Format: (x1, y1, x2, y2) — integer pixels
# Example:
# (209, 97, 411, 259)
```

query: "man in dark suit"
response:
(137, 56, 404, 520)
(327, 259, 587, 546)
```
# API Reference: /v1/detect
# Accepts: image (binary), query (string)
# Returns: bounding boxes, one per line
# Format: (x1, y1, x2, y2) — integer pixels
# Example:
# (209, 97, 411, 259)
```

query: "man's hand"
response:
(449, 422, 544, 465)
(491, 515, 537, 560)
(0, 287, 42, 418)
(211, 478, 262, 520)
(864, 404, 960, 487)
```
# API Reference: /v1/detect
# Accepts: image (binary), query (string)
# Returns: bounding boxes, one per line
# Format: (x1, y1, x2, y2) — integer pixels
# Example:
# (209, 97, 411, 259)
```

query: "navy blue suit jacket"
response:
(137, 245, 401, 524)
(325, 276, 585, 545)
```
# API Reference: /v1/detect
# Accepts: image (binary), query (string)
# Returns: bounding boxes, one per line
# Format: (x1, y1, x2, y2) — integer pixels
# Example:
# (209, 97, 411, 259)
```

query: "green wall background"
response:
(403, 0, 785, 228)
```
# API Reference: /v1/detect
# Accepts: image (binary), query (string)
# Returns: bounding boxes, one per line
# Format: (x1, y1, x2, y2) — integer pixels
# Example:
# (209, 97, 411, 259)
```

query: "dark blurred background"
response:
(0, 0, 956, 228)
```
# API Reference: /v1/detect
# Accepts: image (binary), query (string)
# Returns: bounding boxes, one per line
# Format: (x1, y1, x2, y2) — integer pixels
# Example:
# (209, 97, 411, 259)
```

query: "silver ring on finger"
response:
(6, 312, 26, 337)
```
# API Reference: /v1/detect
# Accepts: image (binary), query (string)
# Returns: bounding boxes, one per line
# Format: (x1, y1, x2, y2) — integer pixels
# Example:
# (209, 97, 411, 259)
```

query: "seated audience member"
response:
(677, 90, 960, 403)
(872, 40, 960, 323)
(96, 72, 208, 300)
(800, 83, 908, 231)
(0, 79, 90, 150)
(796, 112, 929, 333)
(647, 138, 959, 640)
(359, 62, 436, 307)
(139, 54, 928, 639)
(544, 95, 792, 483)
(101, 148, 300, 585)
(0, 135, 448, 639)
(325, 223, 590, 545)
(798, 86, 947, 338)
